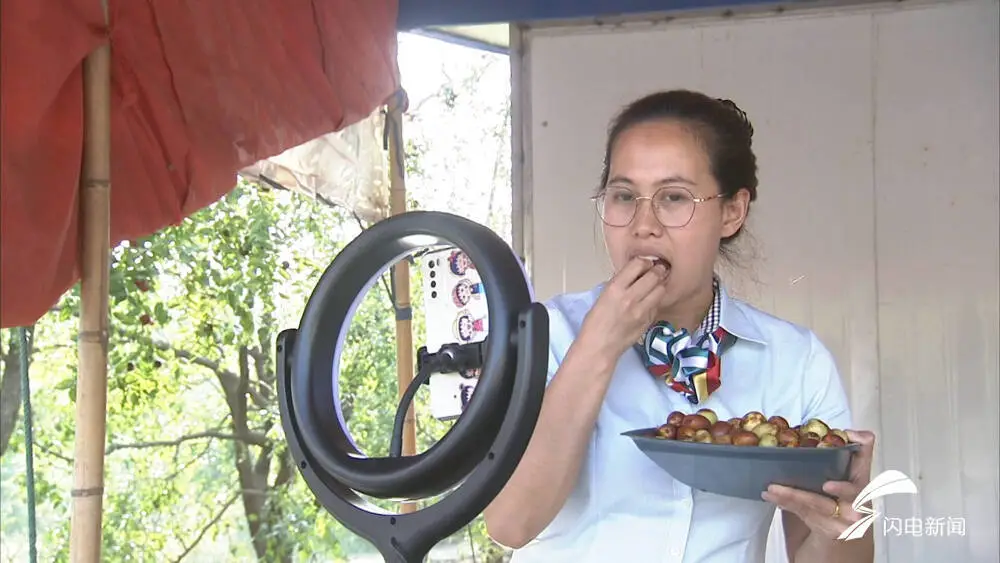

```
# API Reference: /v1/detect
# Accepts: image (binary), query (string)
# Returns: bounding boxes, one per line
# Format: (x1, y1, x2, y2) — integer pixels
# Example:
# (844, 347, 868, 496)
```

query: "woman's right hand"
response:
(484, 257, 667, 548)
(578, 256, 669, 361)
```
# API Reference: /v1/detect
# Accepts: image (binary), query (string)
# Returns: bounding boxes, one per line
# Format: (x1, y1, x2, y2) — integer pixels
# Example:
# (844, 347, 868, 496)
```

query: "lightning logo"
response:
(838, 469, 919, 541)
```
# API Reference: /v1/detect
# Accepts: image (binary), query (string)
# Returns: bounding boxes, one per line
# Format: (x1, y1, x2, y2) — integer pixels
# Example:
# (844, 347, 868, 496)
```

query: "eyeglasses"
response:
(591, 186, 726, 228)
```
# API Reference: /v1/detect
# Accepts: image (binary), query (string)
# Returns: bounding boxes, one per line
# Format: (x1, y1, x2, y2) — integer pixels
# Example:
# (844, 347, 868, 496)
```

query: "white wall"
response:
(514, 1, 999, 561)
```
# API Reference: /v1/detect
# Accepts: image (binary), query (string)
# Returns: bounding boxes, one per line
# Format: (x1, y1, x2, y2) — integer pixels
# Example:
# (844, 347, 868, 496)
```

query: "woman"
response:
(483, 90, 877, 562)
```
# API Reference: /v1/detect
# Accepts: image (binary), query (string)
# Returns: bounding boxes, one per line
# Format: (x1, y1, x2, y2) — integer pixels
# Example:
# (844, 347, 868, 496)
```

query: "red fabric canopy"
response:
(0, 0, 399, 328)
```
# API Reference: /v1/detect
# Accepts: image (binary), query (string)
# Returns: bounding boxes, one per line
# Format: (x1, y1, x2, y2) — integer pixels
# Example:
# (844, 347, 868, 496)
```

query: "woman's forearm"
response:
(483, 342, 618, 548)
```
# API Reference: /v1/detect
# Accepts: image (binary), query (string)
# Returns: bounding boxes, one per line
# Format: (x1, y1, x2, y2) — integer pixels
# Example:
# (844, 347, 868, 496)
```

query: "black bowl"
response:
(622, 427, 861, 501)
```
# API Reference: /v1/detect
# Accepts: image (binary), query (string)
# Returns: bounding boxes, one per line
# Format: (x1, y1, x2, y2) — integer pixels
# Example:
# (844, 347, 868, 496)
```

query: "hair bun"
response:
(716, 98, 754, 139)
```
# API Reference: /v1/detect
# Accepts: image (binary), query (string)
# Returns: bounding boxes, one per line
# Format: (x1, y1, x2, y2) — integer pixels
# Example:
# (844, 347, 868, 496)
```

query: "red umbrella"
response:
(1, 1, 401, 560)
(1, 0, 400, 328)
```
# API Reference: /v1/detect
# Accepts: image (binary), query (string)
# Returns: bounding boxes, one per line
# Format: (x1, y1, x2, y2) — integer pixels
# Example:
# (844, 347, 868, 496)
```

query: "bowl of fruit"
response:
(622, 409, 861, 501)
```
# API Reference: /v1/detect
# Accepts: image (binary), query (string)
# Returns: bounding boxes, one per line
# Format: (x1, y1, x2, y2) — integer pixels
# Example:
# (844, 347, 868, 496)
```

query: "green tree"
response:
(36, 184, 330, 561)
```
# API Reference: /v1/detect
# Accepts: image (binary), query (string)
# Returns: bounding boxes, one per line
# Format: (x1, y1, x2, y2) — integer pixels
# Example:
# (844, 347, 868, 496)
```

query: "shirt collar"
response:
(696, 277, 723, 336)
(717, 282, 768, 346)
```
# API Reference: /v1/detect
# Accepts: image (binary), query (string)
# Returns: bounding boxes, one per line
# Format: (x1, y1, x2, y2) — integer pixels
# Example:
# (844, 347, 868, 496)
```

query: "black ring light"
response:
(276, 210, 549, 562)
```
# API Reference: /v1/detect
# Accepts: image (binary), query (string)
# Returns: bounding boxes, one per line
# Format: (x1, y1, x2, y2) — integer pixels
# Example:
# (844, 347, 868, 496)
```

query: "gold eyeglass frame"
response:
(590, 186, 726, 228)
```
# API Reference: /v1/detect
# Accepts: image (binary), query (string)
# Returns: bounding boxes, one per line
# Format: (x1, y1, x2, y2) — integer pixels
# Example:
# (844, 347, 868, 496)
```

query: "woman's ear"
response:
(721, 188, 751, 239)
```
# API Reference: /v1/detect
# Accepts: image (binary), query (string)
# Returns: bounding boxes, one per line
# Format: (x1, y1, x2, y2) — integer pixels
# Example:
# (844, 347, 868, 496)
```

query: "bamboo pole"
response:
(69, 2, 111, 561)
(386, 90, 417, 513)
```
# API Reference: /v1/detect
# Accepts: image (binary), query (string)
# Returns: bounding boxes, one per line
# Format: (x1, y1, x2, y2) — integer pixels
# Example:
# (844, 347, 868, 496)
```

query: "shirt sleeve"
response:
(545, 343, 560, 387)
(801, 331, 854, 431)
(541, 298, 577, 388)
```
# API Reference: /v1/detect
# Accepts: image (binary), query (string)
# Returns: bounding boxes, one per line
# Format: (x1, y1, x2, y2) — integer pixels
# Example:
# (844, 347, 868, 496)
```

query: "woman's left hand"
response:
(761, 430, 877, 540)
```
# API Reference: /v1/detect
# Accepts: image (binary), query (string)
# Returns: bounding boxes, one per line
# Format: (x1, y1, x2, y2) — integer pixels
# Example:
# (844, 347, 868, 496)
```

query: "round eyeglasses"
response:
(591, 186, 725, 228)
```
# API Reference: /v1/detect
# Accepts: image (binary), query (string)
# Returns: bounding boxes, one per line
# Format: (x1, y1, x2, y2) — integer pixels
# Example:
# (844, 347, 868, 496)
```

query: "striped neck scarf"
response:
(635, 278, 732, 405)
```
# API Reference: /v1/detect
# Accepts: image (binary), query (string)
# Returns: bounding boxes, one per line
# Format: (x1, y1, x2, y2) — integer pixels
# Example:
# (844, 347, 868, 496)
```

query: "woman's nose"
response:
(631, 198, 663, 237)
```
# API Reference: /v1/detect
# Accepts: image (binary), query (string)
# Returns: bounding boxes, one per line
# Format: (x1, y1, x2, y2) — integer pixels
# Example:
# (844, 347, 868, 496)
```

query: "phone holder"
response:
(276, 210, 549, 563)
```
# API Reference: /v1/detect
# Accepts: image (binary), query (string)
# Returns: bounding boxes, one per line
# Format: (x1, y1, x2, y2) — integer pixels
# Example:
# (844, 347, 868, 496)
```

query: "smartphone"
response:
(420, 247, 489, 421)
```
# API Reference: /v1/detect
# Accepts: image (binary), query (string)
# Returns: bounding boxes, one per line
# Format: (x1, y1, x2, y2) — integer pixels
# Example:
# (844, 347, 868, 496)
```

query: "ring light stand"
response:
(276, 211, 549, 562)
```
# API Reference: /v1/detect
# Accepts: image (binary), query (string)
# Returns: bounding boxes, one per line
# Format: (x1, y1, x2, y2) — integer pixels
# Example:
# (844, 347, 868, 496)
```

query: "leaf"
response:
(154, 302, 169, 326)
(54, 377, 75, 391)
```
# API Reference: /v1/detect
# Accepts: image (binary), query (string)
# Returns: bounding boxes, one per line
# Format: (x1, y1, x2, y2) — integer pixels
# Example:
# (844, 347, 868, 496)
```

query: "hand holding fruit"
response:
(762, 429, 877, 546)
(579, 257, 669, 359)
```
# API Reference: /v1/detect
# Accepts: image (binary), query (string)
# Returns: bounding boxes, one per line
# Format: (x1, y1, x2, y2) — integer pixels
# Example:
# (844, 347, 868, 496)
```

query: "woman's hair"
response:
(598, 90, 759, 253)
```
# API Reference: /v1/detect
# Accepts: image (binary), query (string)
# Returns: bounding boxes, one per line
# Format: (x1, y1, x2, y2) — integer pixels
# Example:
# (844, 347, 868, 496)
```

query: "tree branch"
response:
(485, 99, 511, 228)
(252, 435, 274, 480)
(35, 440, 74, 464)
(106, 430, 269, 454)
(0, 334, 23, 459)
(409, 90, 441, 116)
(227, 344, 269, 551)
(252, 331, 274, 383)
(120, 328, 269, 407)
(172, 491, 240, 563)
(247, 346, 267, 369)
(165, 439, 214, 482)
(272, 447, 294, 489)
(234, 347, 251, 432)
(247, 347, 272, 410)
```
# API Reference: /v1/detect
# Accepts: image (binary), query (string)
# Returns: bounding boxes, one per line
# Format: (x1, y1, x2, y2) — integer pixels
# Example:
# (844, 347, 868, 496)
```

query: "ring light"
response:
(276, 210, 549, 562)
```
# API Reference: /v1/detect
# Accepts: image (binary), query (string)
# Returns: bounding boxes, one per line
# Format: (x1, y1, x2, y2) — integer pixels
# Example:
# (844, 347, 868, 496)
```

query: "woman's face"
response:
(601, 119, 749, 314)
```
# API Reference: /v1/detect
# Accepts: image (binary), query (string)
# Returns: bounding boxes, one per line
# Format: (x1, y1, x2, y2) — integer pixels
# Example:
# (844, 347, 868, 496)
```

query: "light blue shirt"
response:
(509, 282, 853, 563)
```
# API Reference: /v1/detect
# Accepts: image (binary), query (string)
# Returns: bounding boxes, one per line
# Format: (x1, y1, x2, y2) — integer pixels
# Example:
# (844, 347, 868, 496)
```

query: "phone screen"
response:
(419, 248, 489, 420)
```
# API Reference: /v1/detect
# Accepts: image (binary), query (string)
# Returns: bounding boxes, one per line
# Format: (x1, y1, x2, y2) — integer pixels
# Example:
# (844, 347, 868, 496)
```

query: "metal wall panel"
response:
(517, 1, 999, 561)
(872, 3, 1000, 561)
